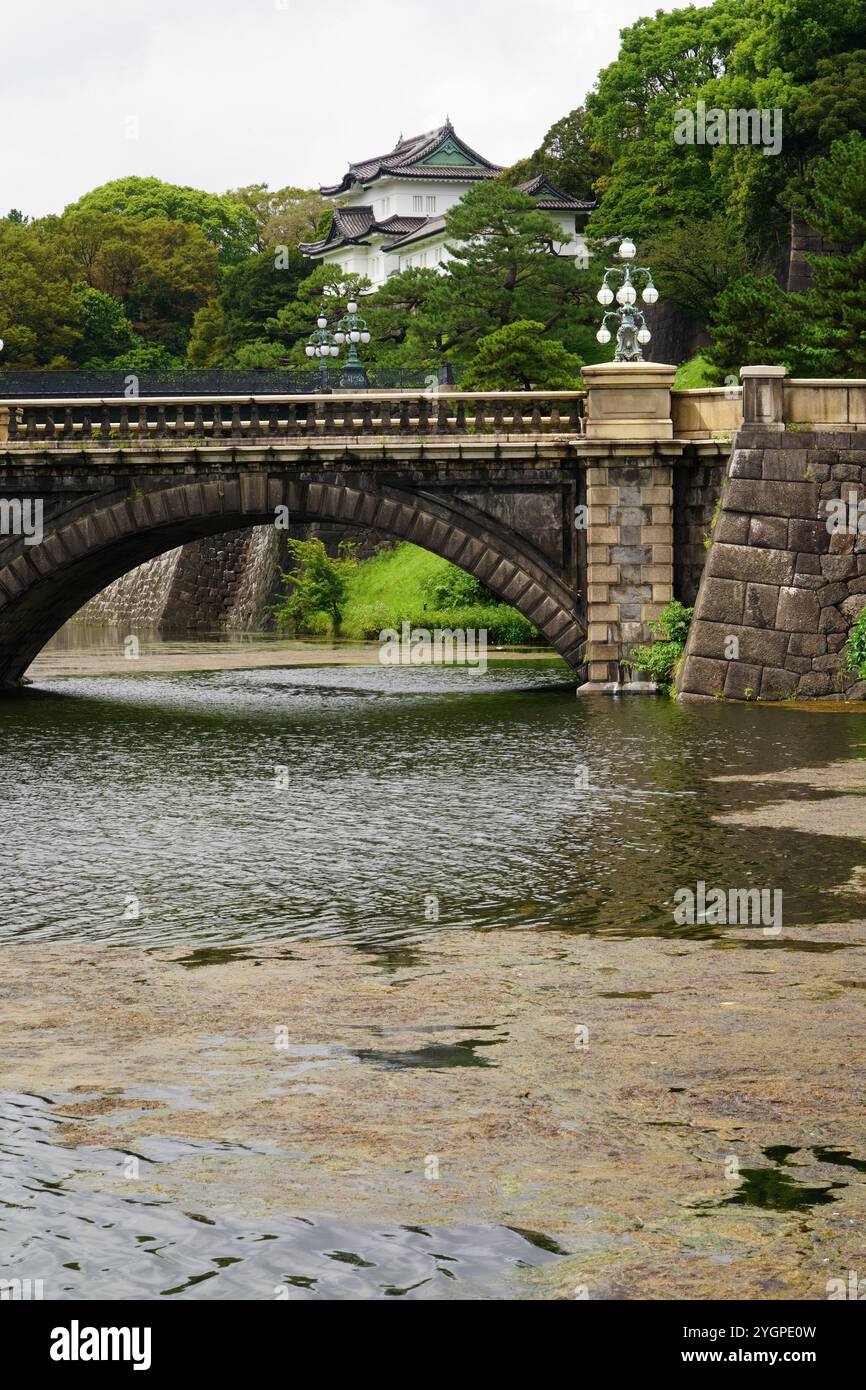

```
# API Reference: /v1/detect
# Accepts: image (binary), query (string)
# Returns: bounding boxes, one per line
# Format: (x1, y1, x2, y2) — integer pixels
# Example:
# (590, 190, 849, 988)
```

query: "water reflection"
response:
(1, 660, 866, 947)
(0, 1094, 567, 1301)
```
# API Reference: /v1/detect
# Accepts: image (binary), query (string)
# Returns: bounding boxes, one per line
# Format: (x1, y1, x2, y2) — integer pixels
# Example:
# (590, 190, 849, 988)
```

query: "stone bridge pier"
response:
(578, 364, 680, 693)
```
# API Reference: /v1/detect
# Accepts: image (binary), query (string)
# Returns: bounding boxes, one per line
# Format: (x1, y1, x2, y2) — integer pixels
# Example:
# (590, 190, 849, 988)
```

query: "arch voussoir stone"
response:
(0, 472, 585, 689)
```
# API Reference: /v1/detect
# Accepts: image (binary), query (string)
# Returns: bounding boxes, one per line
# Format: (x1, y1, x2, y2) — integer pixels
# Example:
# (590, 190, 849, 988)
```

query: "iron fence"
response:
(0, 364, 463, 399)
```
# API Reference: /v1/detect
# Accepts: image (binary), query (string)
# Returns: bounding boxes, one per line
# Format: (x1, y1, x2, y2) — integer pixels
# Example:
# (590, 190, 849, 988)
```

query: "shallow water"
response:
(2, 640, 866, 1300)
(1, 654, 865, 949)
(0, 1094, 567, 1300)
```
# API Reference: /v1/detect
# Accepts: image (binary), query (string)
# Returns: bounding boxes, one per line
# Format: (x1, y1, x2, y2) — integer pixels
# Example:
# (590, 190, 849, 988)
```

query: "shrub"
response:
(844, 606, 866, 677)
(359, 603, 539, 646)
(421, 567, 496, 608)
(272, 538, 357, 634)
(626, 599, 694, 691)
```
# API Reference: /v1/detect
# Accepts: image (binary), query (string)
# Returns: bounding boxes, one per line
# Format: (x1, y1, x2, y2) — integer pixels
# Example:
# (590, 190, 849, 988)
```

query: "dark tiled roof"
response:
(382, 215, 447, 252)
(518, 175, 596, 211)
(299, 208, 427, 256)
(379, 215, 428, 235)
(320, 121, 502, 196)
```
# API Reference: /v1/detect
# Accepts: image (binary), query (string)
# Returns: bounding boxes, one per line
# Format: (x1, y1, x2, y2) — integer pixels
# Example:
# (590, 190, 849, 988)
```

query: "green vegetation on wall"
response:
(627, 599, 695, 693)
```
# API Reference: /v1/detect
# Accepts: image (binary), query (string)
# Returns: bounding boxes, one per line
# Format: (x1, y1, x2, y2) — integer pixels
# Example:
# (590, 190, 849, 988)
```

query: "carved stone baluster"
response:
(437, 399, 449, 434)
(136, 404, 147, 441)
(512, 402, 523, 433)
(231, 404, 243, 438)
(82, 409, 93, 440)
(455, 401, 467, 432)
(323, 401, 335, 435)
(417, 398, 429, 434)
(212, 404, 224, 439)
(492, 401, 503, 432)
(286, 404, 298, 436)
(175, 404, 186, 439)
(474, 399, 485, 434)
(7, 406, 18, 440)
(550, 403, 562, 432)
(569, 398, 581, 433)
(44, 410, 56, 440)
(119, 404, 129, 439)
(306, 401, 319, 436)
(156, 404, 168, 439)
(361, 400, 373, 433)
(268, 404, 280, 437)
(101, 406, 112, 440)
(194, 404, 204, 441)
(531, 402, 542, 432)
(26, 410, 38, 442)
(400, 400, 412, 433)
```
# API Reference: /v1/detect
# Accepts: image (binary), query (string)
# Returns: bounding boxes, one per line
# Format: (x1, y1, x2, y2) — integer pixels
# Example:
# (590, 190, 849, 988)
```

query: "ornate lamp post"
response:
(595, 237, 658, 362)
(333, 299, 371, 389)
(305, 312, 340, 391)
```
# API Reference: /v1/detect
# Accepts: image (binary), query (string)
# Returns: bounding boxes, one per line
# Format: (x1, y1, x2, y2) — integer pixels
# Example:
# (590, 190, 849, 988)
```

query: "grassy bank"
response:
(285, 541, 542, 645)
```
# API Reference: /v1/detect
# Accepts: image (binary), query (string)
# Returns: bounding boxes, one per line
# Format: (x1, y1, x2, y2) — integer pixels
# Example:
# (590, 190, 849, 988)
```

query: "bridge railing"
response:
(0, 391, 586, 445)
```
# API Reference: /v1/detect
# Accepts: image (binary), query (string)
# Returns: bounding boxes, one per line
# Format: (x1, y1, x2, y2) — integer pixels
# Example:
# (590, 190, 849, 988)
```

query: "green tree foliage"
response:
(362, 268, 444, 364)
(710, 2, 866, 258)
(801, 133, 866, 374)
(46, 210, 218, 353)
(461, 320, 583, 390)
(68, 176, 257, 263)
(708, 133, 866, 377)
(186, 301, 231, 368)
(584, 1, 747, 238)
(643, 216, 750, 325)
(231, 338, 288, 368)
(0, 221, 81, 365)
(501, 107, 609, 200)
(411, 183, 593, 361)
(274, 538, 357, 633)
(218, 249, 311, 352)
(704, 274, 815, 377)
(70, 285, 137, 365)
(229, 184, 329, 252)
(264, 264, 371, 364)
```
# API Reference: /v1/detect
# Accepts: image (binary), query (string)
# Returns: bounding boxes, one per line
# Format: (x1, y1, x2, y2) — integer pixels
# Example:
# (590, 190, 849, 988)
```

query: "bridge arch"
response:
(0, 474, 585, 687)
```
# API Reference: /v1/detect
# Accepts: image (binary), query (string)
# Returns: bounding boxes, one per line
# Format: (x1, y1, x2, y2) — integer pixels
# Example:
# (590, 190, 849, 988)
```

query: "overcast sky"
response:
(3, 0, 710, 217)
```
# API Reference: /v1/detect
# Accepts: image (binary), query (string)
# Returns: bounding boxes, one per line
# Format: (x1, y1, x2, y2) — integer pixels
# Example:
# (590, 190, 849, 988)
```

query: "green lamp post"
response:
(333, 299, 371, 389)
(305, 312, 339, 392)
(595, 237, 658, 362)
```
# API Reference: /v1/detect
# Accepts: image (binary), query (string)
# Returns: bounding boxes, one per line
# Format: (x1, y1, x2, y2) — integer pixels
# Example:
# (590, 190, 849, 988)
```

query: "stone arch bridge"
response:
(0, 368, 741, 692)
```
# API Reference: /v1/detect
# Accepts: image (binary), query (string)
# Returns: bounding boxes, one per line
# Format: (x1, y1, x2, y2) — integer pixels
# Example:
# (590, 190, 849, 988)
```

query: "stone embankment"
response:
(679, 429, 866, 701)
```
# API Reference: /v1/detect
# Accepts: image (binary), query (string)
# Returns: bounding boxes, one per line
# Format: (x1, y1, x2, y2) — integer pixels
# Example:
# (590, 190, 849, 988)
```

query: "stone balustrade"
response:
(0, 391, 585, 446)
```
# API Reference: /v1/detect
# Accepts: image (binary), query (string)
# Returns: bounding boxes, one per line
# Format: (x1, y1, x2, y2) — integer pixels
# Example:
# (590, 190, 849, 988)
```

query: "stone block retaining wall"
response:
(678, 429, 866, 701)
(674, 458, 728, 606)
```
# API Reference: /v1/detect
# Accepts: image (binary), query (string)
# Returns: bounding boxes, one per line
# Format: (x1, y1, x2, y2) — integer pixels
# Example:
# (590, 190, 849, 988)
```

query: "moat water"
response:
(1, 631, 864, 1298)
(3, 636, 866, 948)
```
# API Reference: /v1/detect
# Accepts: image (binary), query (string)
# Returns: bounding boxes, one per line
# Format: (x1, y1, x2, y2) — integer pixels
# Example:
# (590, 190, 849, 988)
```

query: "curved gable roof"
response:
(517, 174, 597, 211)
(299, 208, 428, 256)
(320, 121, 502, 196)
